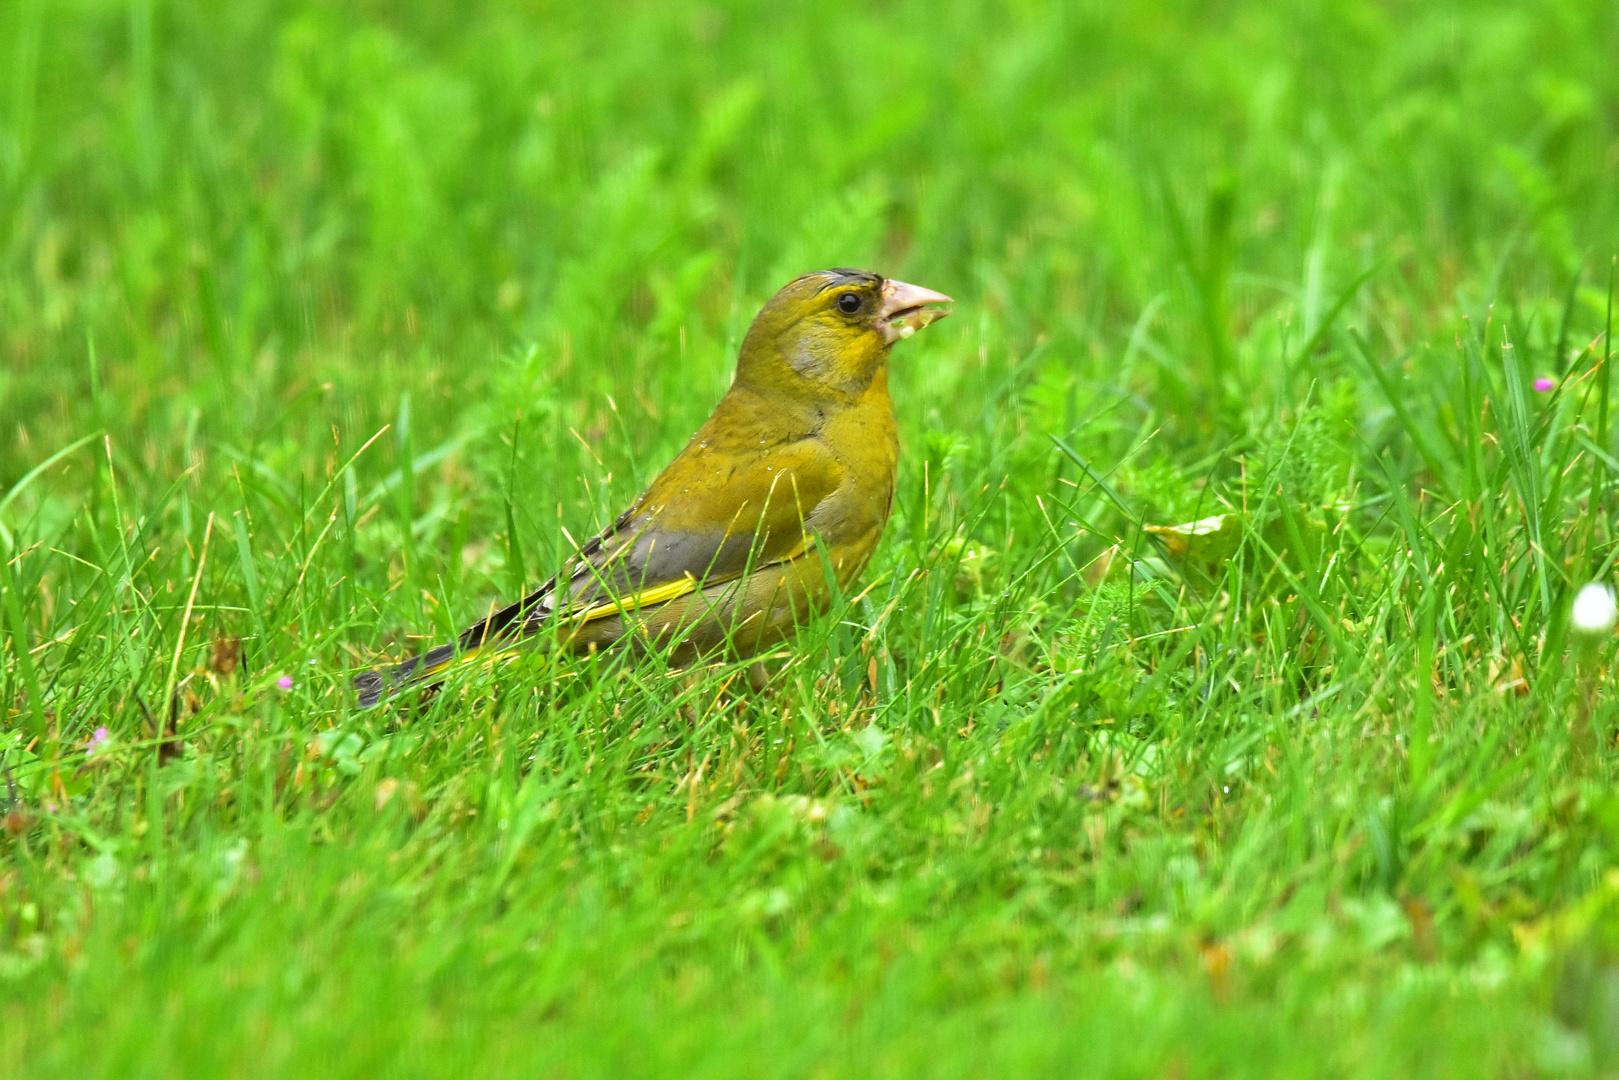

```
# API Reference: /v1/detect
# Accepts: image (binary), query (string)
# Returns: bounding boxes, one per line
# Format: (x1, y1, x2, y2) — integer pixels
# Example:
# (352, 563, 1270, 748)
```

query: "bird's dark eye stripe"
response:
(836, 292, 862, 314)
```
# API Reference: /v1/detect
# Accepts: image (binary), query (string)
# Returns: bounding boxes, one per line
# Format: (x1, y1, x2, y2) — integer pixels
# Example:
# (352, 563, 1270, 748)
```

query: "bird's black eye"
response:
(836, 292, 862, 315)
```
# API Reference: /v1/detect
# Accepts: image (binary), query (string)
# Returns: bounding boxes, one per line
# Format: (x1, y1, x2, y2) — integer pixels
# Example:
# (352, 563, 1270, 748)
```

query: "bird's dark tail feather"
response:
(353, 643, 461, 708)
(353, 584, 553, 707)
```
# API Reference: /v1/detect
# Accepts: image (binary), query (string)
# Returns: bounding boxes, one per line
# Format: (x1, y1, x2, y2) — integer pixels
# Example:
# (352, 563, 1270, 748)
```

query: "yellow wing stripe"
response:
(570, 534, 816, 624)
(576, 573, 701, 622)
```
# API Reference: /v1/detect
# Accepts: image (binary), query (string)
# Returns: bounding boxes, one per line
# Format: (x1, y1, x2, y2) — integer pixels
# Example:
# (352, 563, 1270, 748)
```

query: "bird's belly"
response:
(655, 554, 829, 659)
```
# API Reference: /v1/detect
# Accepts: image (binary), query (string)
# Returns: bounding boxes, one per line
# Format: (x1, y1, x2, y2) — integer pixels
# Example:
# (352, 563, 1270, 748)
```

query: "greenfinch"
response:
(356, 268, 952, 706)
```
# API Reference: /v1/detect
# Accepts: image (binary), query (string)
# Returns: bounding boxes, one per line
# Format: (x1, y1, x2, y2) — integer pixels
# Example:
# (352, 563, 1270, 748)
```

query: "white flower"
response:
(1571, 582, 1618, 636)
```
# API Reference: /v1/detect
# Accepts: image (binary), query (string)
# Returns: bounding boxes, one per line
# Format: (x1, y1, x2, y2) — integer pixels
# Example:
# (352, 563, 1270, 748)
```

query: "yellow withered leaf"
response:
(1144, 514, 1242, 571)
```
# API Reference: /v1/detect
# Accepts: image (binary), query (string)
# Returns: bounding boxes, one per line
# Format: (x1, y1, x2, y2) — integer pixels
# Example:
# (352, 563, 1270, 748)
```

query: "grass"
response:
(3, 0, 1619, 1075)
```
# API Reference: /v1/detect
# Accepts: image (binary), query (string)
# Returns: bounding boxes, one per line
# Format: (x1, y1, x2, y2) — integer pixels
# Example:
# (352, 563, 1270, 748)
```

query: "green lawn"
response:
(4, 0, 1619, 1075)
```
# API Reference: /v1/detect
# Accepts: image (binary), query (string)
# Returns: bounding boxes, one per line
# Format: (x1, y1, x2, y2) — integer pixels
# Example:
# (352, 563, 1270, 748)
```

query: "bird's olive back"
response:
(734, 269, 892, 401)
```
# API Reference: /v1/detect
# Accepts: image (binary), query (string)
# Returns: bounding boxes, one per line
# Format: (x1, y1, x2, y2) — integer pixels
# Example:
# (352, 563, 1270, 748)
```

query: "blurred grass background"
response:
(4, 0, 1619, 1076)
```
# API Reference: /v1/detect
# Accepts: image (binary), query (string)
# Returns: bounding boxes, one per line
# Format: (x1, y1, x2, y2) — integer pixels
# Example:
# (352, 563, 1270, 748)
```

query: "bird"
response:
(355, 268, 952, 707)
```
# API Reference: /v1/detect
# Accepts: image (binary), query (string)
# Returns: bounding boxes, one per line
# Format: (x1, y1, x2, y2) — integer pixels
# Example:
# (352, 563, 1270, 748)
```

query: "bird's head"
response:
(736, 268, 952, 400)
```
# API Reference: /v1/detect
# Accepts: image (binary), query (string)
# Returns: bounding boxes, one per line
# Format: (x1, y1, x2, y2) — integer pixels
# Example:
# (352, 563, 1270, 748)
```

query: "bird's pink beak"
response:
(877, 279, 953, 344)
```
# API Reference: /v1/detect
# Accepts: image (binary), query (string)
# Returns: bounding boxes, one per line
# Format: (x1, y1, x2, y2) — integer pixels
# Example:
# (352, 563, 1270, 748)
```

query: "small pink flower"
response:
(86, 726, 109, 752)
(1534, 377, 1555, 392)
(276, 676, 293, 690)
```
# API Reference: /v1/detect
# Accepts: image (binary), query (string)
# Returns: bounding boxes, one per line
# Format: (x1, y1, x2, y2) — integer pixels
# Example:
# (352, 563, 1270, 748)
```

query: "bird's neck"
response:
(731, 358, 888, 427)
